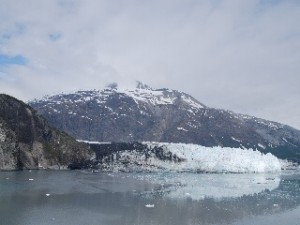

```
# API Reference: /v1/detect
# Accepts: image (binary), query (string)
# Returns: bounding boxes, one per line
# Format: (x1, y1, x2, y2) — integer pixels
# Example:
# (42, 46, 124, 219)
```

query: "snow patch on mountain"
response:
(120, 88, 175, 105)
(0, 124, 6, 142)
(177, 127, 188, 132)
(231, 137, 241, 142)
(114, 85, 205, 109)
(258, 143, 266, 149)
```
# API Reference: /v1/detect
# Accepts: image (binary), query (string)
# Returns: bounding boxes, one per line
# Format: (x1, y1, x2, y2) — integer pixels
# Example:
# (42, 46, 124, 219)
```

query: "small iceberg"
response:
(145, 204, 155, 208)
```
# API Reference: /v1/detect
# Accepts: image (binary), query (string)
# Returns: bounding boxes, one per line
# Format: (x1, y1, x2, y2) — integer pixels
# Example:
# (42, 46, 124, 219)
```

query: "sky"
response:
(0, 0, 300, 129)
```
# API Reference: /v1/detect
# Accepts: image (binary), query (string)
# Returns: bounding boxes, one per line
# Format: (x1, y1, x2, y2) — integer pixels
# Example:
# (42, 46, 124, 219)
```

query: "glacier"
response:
(95, 142, 282, 173)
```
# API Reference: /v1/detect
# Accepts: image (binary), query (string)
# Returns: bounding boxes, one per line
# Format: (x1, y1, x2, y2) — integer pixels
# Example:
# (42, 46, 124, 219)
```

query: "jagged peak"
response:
(135, 81, 152, 90)
(106, 82, 118, 90)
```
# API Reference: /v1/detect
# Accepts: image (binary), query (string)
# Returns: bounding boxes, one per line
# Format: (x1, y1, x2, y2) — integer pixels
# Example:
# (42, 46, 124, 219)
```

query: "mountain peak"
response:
(136, 81, 151, 90)
(106, 82, 118, 90)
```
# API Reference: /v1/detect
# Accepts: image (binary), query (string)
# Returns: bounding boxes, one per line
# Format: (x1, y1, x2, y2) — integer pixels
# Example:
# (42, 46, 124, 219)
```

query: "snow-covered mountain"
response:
(29, 82, 300, 162)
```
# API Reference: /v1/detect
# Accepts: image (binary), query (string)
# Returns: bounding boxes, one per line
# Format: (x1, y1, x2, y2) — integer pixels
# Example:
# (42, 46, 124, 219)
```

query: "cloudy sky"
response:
(0, 0, 299, 129)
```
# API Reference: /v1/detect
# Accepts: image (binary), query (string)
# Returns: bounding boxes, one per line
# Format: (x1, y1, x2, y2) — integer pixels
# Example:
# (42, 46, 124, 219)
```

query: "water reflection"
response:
(134, 173, 281, 200)
(0, 171, 300, 225)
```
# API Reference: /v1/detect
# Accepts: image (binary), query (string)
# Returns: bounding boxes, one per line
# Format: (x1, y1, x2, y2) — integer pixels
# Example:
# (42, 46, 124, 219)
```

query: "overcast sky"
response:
(0, 0, 299, 129)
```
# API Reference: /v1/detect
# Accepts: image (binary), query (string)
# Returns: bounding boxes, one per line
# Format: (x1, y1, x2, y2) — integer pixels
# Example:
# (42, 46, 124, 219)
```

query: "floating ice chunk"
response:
(45, 193, 51, 197)
(28, 178, 34, 181)
(145, 204, 155, 208)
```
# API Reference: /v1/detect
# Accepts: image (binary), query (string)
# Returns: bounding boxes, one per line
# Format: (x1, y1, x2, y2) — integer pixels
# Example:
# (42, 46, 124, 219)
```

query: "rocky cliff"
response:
(0, 94, 93, 170)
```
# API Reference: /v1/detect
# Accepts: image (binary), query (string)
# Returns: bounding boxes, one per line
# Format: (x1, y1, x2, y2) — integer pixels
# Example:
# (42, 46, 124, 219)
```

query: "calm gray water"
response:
(1, 170, 300, 225)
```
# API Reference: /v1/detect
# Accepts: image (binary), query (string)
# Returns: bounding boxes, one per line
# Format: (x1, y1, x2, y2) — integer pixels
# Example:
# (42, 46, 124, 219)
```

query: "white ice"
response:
(125, 142, 282, 173)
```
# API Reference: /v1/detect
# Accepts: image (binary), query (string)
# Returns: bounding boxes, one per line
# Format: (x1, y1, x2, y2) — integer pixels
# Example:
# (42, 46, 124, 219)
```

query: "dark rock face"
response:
(0, 94, 93, 170)
(87, 142, 184, 172)
(89, 142, 182, 162)
(29, 85, 300, 161)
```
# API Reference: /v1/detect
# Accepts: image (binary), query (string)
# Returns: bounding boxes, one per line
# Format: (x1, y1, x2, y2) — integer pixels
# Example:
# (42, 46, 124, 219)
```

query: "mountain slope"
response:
(29, 83, 300, 161)
(0, 94, 93, 170)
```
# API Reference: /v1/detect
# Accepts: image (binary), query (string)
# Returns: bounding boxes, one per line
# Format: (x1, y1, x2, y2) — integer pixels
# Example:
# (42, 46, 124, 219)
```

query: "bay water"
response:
(1, 170, 300, 225)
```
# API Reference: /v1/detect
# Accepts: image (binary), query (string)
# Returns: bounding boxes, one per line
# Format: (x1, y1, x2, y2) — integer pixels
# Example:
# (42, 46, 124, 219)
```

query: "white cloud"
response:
(0, 0, 300, 129)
